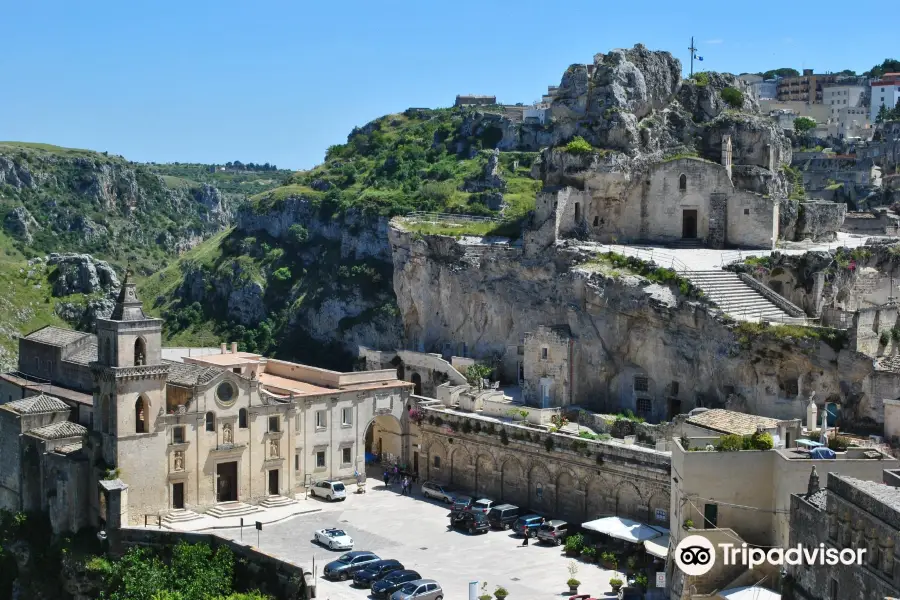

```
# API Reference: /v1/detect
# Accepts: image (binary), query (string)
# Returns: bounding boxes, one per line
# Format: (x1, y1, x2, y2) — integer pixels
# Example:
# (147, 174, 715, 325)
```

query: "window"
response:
(433, 455, 441, 470)
(232, 367, 241, 374)
(216, 382, 235, 403)
(205, 412, 215, 432)
(743, 208, 750, 215)
(238, 408, 248, 428)
(541, 347, 548, 360)
(593, 216, 599, 227)
(134, 338, 146, 366)
(679, 173, 687, 191)
(636, 398, 652, 415)
(704, 503, 718, 528)
(268, 416, 279, 433)
(295, 454, 300, 471)
(633, 376, 649, 392)
(342, 447, 352, 465)
(316, 410, 326, 429)
(341, 408, 352, 427)
(173, 426, 185, 444)
(316, 451, 326, 468)
(655, 508, 668, 522)
(135, 397, 148, 433)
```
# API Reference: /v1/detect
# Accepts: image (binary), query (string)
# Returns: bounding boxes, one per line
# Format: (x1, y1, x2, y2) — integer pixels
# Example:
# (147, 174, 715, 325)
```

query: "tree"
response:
(721, 87, 744, 109)
(465, 363, 493, 388)
(758, 68, 800, 79)
(793, 116, 817, 133)
(866, 59, 900, 78)
(836, 69, 856, 76)
(877, 104, 889, 124)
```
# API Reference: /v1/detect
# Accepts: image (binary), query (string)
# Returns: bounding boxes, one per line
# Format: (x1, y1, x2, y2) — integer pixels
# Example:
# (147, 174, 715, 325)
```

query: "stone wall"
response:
(726, 190, 778, 249)
(522, 326, 572, 407)
(418, 408, 670, 525)
(850, 305, 900, 357)
(112, 527, 308, 600)
(738, 273, 806, 317)
(796, 202, 847, 242)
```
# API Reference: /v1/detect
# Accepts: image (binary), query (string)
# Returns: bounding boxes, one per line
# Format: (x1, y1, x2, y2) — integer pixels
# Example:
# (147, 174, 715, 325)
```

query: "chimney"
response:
(231, 342, 238, 354)
(721, 135, 733, 180)
(220, 343, 227, 354)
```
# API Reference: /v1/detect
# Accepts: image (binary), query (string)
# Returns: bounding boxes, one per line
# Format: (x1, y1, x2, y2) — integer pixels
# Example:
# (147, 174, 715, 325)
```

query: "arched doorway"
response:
(411, 372, 423, 396)
(364, 414, 404, 467)
(826, 402, 841, 427)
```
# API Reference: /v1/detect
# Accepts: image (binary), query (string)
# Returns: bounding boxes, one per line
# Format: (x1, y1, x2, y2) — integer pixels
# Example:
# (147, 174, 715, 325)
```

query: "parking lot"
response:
(217, 479, 618, 599)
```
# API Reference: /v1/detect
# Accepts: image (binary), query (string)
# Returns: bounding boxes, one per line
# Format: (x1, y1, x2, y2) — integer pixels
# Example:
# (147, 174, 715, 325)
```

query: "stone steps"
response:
(162, 509, 202, 524)
(685, 270, 797, 322)
(259, 495, 297, 509)
(205, 502, 262, 519)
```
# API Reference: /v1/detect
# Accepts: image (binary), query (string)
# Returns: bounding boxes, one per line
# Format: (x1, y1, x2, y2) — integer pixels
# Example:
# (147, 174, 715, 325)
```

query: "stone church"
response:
(0, 280, 413, 533)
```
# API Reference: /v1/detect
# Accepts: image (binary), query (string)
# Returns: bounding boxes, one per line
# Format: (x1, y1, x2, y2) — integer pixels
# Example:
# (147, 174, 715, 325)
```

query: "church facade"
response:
(0, 281, 413, 531)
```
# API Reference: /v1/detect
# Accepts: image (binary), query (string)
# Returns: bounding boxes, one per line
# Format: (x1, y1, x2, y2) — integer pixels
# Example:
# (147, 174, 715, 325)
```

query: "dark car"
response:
(449, 510, 490, 534)
(371, 569, 423, 599)
(512, 514, 544, 536)
(353, 559, 405, 588)
(487, 504, 521, 530)
(323, 551, 380, 580)
(451, 496, 473, 511)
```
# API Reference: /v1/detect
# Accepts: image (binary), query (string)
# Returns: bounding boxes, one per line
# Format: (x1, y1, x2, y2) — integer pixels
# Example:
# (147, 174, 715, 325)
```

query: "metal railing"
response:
(403, 211, 500, 223)
(594, 244, 695, 274)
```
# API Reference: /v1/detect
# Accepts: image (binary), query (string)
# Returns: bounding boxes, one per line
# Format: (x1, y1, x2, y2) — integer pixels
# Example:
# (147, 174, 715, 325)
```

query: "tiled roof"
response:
(54, 442, 84, 455)
(27, 420, 87, 440)
(66, 342, 98, 366)
(841, 476, 900, 512)
(3, 394, 70, 415)
(876, 355, 900, 373)
(164, 360, 221, 387)
(686, 409, 783, 436)
(23, 326, 90, 347)
(806, 489, 827, 510)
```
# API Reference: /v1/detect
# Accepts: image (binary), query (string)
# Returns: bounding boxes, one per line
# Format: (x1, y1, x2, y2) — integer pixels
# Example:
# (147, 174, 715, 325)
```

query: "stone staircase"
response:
(161, 509, 202, 525)
(685, 271, 802, 322)
(205, 502, 262, 519)
(259, 495, 297, 509)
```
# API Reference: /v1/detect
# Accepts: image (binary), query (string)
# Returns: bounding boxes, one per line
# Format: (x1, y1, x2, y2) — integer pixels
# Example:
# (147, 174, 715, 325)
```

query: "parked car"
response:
(487, 504, 521, 529)
(421, 481, 456, 503)
(618, 587, 644, 600)
(467, 498, 495, 514)
(390, 578, 444, 600)
(371, 570, 423, 598)
(536, 519, 571, 545)
(512, 514, 545, 536)
(323, 551, 380, 580)
(448, 510, 490, 534)
(353, 559, 405, 588)
(314, 527, 354, 550)
(451, 496, 473, 511)
(310, 480, 347, 501)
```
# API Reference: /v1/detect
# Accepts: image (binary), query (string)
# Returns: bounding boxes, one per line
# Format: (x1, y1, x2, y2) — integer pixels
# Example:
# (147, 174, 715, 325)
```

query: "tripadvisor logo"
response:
(674, 535, 866, 576)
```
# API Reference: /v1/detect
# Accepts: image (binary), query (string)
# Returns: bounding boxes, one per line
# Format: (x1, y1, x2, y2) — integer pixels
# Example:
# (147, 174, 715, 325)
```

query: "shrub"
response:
(287, 224, 308, 245)
(271, 267, 291, 282)
(494, 586, 509, 599)
(715, 434, 744, 452)
(564, 136, 593, 154)
(461, 420, 472, 434)
(748, 431, 774, 450)
(567, 578, 581, 588)
(692, 72, 710, 87)
(635, 573, 648, 590)
(828, 435, 851, 452)
(683, 519, 694, 529)
(499, 428, 509, 445)
(721, 87, 744, 108)
(881, 331, 891, 346)
(544, 436, 555, 451)
(565, 533, 585, 554)
(609, 577, 624, 588)
(793, 116, 816, 133)
(580, 546, 596, 559)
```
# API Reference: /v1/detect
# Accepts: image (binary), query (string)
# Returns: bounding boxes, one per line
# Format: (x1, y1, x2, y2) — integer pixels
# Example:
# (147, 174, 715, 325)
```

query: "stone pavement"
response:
(162, 496, 322, 532)
(214, 479, 624, 600)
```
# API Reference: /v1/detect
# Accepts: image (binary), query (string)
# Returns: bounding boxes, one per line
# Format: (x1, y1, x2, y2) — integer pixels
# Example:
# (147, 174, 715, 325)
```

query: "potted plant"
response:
(626, 555, 638, 574)
(609, 577, 624, 593)
(494, 585, 508, 600)
(683, 518, 694, 529)
(635, 573, 648, 591)
(580, 546, 597, 563)
(564, 533, 584, 556)
(478, 582, 492, 600)
(567, 561, 580, 594)
(600, 551, 619, 571)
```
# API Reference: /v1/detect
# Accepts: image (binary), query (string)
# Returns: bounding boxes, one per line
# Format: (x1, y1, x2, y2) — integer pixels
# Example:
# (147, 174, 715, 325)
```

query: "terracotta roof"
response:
(164, 360, 221, 387)
(23, 326, 90, 347)
(2, 394, 70, 415)
(686, 409, 782, 436)
(27, 420, 87, 440)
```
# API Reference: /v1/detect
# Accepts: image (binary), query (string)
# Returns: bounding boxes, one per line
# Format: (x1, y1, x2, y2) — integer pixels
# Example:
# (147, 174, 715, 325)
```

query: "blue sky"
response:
(0, 0, 894, 170)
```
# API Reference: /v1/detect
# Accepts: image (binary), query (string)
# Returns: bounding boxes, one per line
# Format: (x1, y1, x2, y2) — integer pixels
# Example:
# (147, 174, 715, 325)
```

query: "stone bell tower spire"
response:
(807, 466, 820, 497)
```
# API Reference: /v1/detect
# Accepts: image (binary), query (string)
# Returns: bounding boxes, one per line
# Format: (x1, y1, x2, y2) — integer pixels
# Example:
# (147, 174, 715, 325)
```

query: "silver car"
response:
(420, 481, 456, 504)
(390, 578, 443, 600)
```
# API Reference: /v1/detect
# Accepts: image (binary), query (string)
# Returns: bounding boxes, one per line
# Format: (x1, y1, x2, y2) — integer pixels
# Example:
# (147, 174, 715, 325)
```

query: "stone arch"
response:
(555, 469, 580, 520)
(411, 372, 423, 396)
(451, 444, 474, 491)
(475, 453, 498, 499)
(425, 438, 450, 483)
(529, 462, 554, 515)
(135, 396, 149, 434)
(585, 475, 612, 519)
(365, 414, 404, 463)
(614, 480, 644, 520)
(205, 411, 215, 432)
(238, 408, 248, 429)
(646, 489, 669, 524)
(500, 456, 527, 507)
(134, 337, 147, 366)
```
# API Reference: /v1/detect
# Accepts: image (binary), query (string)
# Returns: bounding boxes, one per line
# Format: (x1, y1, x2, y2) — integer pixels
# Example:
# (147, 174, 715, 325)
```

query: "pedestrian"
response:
(383, 471, 390, 489)
(404, 476, 410, 495)
(521, 528, 530, 546)
(393, 465, 399, 482)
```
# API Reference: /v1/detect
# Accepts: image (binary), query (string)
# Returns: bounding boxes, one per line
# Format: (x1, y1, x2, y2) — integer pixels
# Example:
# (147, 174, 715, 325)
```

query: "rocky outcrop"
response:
(48, 253, 120, 296)
(3, 206, 41, 243)
(731, 165, 790, 198)
(192, 183, 231, 227)
(55, 297, 115, 331)
(701, 111, 792, 169)
(677, 72, 758, 124)
(0, 156, 35, 188)
(78, 159, 139, 211)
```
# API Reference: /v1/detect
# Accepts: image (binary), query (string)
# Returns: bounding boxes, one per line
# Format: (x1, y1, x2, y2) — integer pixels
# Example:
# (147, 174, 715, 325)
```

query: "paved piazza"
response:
(216, 480, 618, 599)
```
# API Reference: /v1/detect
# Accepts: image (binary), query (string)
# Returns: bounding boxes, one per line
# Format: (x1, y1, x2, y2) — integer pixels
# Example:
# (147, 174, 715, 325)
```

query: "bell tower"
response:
(91, 273, 169, 526)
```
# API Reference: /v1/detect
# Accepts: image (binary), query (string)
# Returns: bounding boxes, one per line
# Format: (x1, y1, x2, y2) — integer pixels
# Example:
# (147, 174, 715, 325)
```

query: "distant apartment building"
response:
(738, 74, 778, 101)
(454, 95, 497, 107)
(777, 69, 838, 103)
(871, 73, 900, 122)
(824, 84, 867, 119)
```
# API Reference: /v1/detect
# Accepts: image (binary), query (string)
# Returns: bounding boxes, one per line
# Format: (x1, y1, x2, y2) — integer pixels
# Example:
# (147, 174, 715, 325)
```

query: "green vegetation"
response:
(733, 322, 848, 352)
(585, 251, 703, 298)
(691, 72, 710, 87)
(714, 432, 776, 452)
(793, 116, 817, 133)
(866, 59, 900, 79)
(756, 68, 800, 79)
(782, 165, 806, 200)
(828, 435, 852, 452)
(564, 136, 594, 154)
(720, 87, 744, 109)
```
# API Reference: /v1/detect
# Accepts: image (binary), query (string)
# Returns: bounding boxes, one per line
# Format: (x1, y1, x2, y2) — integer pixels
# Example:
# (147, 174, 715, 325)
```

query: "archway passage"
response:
(364, 414, 404, 469)
(411, 372, 423, 396)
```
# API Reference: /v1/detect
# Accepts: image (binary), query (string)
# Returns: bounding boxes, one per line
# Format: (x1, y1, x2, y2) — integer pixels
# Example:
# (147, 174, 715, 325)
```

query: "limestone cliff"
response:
(390, 223, 881, 426)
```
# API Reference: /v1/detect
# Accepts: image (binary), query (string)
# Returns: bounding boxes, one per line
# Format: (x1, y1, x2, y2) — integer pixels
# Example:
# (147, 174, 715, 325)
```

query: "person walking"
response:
(401, 477, 409, 496)
(383, 471, 390, 489)
(521, 528, 530, 546)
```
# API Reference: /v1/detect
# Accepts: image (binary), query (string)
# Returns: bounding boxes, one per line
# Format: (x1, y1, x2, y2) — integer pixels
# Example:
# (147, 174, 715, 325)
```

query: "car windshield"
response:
(400, 583, 419, 594)
(539, 523, 552, 530)
(328, 529, 346, 536)
(337, 553, 353, 563)
(332, 483, 345, 492)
